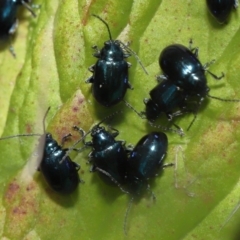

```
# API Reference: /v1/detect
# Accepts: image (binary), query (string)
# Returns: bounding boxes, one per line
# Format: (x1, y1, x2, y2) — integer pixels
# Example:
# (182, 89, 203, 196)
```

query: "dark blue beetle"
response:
(144, 80, 186, 121)
(76, 121, 171, 233)
(39, 132, 81, 194)
(79, 123, 170, 194)
(124, 131, 172, 234)
(85, 127, 171, 233)
(159, 43, 222, 99)
(144, 42, 240, 130)
(75, 123, 128, 189)
(125, 132, 170, 196)
(74, 112, 170, 193)
(0, 0, 37, 57)
(0, 108, 82, 194)
(86, 14, 147, 107)
(206, 0, 238, 23)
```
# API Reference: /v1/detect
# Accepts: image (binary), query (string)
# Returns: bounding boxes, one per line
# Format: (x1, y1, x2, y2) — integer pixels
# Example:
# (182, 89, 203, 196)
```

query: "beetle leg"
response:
(206, 70, 224, 80)
(90, 164, 96, 172)
(72, 126, 86, 145)
(127, 81, 134, 90)
(21, 0, 37, 17)
(88, 64, 95, 73)
(61, 133, 72, 147)
(146, 184, 156, 200)
(9, 20, 17, 57)
(107, 125, 119, 137)
(188, 39, 199, 57)
(9, 20, 18, 35)
(156, 74, 168, 83)
(92, 45, 99, 50)
(85, 76, 94, 84)
(125, 41, 131, 47)
(125, 144, 134, 153)
(203, 60, 225, 79)
(9, 45, 16, 58)
(162, 162, 174, 169)
(119, 140, 134, 152)
(73, 162, 80, 171)
(143, 98, 150, 105)
(119, 140, 126, 146)
(203, 59, 216, 69)
(234, 0, 239, 8)
(191, 47, 199, 57)
(86, 65, 95, 82)
(92, 45, 101, 57)
(124, 53, 131, 58)
(167, 110, 186, 120)
(88, 151, 94, 159)
(85, 141, 93, 147)
(93, 52, 101, 58)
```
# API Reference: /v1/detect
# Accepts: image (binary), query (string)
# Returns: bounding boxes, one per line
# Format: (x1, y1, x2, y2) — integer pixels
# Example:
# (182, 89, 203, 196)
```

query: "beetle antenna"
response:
(21, 0, 37, 17)
(186, 114, 198, 131)
(0, 107, 51, 140)
(124, 197, 134, 236)
(119, 42, 149, 75)
(42, 107, 51, 133)
(148, 121, 185, 137)
(95, 167, 129, 194)
(9, 39, 16, 58)
(207, 94, 240, 102)
(96, 110, 123, 127)
(122, 99, 146, 119)
(92, 14, 112, 40)
(0, 133, 41, 140)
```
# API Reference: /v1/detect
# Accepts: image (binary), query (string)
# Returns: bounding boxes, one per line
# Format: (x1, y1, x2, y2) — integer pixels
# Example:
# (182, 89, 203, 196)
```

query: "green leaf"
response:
(1, 0, 240, 239)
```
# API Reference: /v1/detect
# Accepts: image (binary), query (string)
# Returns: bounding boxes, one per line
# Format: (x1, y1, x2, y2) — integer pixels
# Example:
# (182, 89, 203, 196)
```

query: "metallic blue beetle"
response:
(86, 14, 147, 107)
(126, 132, 170, 196)
(206, 0, 238, 23)
(39, 133, 81, 194)
(82, 124, 128, 188)
(0, 108, 82, 194)
(145, 42, 240, 130)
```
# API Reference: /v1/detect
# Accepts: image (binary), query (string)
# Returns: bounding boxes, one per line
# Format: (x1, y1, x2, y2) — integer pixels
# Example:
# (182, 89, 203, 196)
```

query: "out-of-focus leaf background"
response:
(0, 0, 240, 239)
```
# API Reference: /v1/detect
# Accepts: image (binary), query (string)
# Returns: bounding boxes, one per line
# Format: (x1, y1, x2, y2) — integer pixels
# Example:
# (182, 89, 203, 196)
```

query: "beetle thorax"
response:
(91, 126, 115, 151)
(45, 133, 58, 154)
(100, 41, 124, 61)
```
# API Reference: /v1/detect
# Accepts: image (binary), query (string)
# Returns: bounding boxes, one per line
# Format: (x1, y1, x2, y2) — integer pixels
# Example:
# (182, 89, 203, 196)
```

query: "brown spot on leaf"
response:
(3, 179, 40, 238)
(5, 180, 20, 202)
(78, 96, 84, 105)
(72, 106, 79, 112)
(25, 123, 33, 134)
